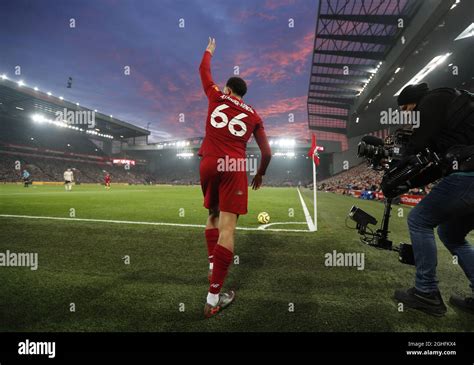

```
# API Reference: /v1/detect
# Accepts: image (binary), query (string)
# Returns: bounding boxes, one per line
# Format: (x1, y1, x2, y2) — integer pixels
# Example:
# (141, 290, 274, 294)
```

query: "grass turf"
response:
(0, 183, 473, 332)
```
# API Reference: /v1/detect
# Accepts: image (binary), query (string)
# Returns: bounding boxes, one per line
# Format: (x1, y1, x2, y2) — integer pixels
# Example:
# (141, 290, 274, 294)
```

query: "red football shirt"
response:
(198, 51, 271, 175)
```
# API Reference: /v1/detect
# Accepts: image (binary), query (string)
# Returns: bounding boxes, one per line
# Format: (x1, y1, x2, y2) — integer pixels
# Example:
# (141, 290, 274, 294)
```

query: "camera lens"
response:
(357, 141, 367, 157)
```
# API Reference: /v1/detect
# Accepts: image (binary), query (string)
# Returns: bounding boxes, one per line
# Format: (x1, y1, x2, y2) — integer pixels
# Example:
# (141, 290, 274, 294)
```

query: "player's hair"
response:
(226, 77, 247, 97)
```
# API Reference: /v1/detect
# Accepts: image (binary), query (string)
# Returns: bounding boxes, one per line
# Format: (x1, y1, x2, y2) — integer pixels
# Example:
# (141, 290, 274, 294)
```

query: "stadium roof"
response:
(0, 77, 150, 140)
(307, 0, 422, 148)
(348, 0, 474, 137)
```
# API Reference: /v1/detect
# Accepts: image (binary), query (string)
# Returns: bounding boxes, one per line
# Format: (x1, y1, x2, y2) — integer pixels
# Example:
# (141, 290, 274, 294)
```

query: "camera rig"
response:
(345, 128, 441, 265)
(356, 128, 413, 170)
(348, 200, 415, 266)
(349, 200, 393, 250)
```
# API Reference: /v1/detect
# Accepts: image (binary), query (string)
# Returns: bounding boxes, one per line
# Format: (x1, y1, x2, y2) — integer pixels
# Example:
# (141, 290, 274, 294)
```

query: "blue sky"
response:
(0, 0, 318, 142)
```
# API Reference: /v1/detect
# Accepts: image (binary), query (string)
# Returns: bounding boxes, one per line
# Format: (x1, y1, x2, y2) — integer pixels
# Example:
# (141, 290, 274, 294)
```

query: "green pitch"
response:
(0, 184, 472, 332)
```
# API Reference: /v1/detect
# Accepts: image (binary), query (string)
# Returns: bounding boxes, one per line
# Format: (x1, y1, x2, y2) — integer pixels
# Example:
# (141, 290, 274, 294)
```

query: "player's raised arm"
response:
(199, 37, 219, 98)
(251, 122, 272, 190)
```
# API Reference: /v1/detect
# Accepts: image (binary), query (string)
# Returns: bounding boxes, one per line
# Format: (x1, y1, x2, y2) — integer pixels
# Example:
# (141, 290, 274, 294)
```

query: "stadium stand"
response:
(1, 113, 318, 186)
(318, 163, 383, 193)
(0, 116, 151, 184)
(0, 153, 151, 184)
(318, 162, 432, 200)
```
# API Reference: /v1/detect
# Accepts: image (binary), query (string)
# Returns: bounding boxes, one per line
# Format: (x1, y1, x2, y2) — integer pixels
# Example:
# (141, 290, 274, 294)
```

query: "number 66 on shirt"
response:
(210, 105, 247, 137)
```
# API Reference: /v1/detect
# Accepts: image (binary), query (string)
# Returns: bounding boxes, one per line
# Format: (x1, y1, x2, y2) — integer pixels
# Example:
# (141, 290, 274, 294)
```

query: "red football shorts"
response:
(200, 156, 248, 215)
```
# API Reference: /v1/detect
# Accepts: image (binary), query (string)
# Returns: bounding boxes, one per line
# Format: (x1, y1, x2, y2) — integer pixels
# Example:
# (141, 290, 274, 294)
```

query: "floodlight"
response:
(394, 53, 452, 96)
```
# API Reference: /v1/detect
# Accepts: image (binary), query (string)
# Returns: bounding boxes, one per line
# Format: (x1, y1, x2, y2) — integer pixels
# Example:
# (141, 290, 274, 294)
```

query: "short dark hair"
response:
(226, 77, 247, 97)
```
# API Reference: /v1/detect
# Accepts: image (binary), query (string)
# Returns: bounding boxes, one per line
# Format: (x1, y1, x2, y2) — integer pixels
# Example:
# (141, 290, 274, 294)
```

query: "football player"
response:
(105, 173, 111, 190)
(63, 168, 74, 191)
(199, 37, 272, 318)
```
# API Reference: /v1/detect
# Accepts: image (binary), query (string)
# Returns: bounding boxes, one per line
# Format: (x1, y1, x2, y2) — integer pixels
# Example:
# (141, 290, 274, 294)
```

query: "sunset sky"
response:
(0, 0, 318, 142)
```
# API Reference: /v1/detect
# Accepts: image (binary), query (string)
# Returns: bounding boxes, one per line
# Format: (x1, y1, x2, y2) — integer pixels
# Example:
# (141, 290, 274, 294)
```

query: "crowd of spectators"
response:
(0, 153, 151, 185)
(318, 163, 432, 198)
(318, 164, 383, 193)
(1, 148, 438, 194)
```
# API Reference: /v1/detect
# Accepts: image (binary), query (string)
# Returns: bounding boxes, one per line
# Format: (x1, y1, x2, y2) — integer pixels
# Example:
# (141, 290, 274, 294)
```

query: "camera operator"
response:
(393, 83, 474, 316)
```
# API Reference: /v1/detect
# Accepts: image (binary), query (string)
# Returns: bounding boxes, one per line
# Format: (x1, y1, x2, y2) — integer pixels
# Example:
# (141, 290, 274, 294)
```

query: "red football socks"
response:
(209, 244, 233, 294)
(205, 228, 219, 266)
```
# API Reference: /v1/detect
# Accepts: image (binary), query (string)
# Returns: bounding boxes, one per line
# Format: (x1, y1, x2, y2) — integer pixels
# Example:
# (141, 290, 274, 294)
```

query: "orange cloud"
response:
(232, 31, 314, 84)
(265, 121, 310, 139)
(257, 95, 307, 119)
(167, 80, 179, 93)
(261, 31, 314, 74)
(235, 10, 277, 22)
(141, 80, 155, 94)
(264, 0, 296, 10)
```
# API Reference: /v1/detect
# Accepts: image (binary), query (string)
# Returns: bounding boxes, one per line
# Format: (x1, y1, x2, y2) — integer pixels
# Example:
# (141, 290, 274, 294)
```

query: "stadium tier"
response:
(0, 113, 324, 186)
(0, 115, 150, 184)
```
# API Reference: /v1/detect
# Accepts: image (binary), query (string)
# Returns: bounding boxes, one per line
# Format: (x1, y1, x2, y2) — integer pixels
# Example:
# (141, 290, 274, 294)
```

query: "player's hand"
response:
(251, 173, 263, 190)
(206, 37, 216, 56)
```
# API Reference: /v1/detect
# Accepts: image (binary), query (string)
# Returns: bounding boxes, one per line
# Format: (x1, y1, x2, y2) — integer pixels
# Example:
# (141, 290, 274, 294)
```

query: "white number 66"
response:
(210, 105, 247, 137)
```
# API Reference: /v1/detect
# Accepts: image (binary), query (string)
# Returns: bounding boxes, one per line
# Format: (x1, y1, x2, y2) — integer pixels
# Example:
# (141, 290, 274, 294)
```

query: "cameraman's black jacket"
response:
(402, 88, 473, 186)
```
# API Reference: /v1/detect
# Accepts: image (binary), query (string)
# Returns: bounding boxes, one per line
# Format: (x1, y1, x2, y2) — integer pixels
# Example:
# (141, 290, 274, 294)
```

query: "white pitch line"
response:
(258, 222, 307, 230)
(0, 190, 149, 196)
(296, 188, 316, 232)
(0, 214, 311, 233)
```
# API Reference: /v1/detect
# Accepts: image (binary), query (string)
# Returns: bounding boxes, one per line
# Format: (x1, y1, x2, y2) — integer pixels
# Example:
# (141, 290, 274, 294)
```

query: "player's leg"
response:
(205, 208, 219, 281)
(204, 211, 237, 317)
(204, 169, 246, 317)
(200, 156, 220, 282)
(216, 211, 238, 252)
(206, 209, 219, 229)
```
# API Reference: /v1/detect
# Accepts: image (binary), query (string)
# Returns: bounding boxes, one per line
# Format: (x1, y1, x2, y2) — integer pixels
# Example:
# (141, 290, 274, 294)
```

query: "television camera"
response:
(347, 129, 442, 265)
